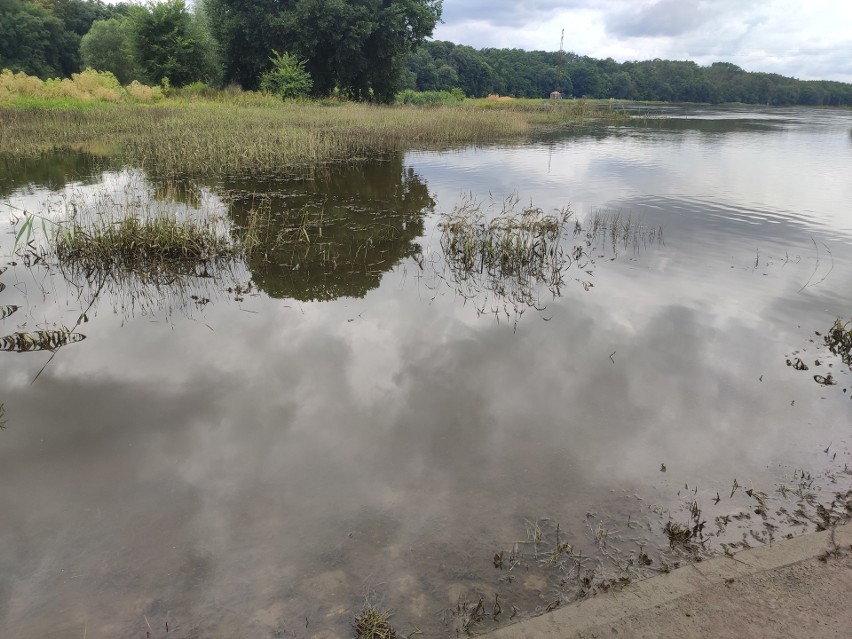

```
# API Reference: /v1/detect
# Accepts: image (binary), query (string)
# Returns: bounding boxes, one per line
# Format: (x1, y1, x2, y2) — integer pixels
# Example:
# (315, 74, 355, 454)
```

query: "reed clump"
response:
(54, 213, 235, 274)
(440, 196, 572, 285)
(353, 603, 397, 639)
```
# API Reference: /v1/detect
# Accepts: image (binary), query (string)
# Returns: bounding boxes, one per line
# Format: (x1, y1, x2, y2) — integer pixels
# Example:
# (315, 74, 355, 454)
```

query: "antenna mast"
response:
(559, 28, 564, 53)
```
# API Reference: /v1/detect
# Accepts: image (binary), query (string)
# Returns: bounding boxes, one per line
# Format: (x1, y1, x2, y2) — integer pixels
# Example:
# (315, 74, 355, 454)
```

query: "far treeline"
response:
(2, 0, 851, 107)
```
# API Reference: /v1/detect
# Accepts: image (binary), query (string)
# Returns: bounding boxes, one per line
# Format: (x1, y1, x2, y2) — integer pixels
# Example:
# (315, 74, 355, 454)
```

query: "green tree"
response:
(0, 0, 79, 77)
(39, 0, 111, 36)
(79, 17, 137, 83)
(260, 50, 312, 99)
(126, 0, 218, 87)
(203, 0, 441, 102)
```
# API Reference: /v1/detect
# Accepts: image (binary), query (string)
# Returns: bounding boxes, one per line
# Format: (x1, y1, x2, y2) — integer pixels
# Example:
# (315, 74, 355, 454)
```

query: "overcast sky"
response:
(432, 0, 852, 83)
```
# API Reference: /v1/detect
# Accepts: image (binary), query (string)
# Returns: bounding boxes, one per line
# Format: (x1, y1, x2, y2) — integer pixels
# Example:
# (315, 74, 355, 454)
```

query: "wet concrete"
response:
(488, 522, 852, 638)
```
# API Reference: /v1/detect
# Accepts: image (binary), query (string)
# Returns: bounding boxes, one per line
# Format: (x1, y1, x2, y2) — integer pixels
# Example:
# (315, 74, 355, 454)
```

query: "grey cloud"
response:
(441, 0, 593, 28)
(605, 0, 710, 38)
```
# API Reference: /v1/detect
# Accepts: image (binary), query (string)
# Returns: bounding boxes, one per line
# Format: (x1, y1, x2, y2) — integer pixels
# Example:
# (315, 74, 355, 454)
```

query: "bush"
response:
(395, 89, 465, 106)
(259, 51, 313, 100)
(0, 68, 163, 104)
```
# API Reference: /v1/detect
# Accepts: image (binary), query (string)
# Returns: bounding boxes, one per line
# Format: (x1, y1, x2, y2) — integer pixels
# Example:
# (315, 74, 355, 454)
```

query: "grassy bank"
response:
(0, 76, 626, 177)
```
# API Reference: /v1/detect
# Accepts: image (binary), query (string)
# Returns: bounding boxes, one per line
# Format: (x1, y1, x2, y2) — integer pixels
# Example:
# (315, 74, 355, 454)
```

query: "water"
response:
(1, 106, 852, 638)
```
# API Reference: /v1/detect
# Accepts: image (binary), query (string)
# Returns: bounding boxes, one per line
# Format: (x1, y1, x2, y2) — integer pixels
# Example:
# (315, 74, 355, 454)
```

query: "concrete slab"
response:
(487, 522, 852, 638)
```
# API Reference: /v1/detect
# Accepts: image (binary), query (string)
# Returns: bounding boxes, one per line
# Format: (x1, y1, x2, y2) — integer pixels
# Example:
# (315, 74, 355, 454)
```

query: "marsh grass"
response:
(583, 210, 664, 254)
(55, 213, 235, 274)
(2, 96, 626, 177)
(353, 603, 397, 639)
(436, 195, 592, 326)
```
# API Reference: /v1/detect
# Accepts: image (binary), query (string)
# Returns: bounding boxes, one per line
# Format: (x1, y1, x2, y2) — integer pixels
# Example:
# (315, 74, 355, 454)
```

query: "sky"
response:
(432, 0, 852, 83)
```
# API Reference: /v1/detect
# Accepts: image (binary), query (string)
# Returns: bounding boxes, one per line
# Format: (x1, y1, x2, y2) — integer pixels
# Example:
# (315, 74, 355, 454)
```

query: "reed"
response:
(1, 91, 626, 177)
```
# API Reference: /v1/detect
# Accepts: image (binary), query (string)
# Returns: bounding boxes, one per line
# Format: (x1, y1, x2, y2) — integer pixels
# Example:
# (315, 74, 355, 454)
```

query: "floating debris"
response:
(0, 305, 19, 320)
(0, 330, 85, 352)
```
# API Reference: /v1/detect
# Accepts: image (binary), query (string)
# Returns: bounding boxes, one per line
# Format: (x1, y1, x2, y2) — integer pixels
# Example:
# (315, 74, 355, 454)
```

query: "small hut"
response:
(549, 91, 562, 100)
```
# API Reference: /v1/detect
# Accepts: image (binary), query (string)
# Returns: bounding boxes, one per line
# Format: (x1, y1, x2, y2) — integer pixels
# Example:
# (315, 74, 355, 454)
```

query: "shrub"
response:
(259, 51, 313, 100)
(395, 89, 465, 106)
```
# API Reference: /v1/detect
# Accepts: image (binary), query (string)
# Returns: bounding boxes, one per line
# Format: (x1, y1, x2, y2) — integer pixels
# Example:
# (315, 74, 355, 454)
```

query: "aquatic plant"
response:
(825, 318, 852, 367)
(583, 210, 664, 254)
(353, 603, 397, 639)
(437, 195, 589, 326)
(1, 94, 625, 177)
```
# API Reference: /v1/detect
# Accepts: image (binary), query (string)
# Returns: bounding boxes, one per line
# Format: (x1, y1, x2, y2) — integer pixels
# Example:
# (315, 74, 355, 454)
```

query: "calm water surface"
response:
(1, 106, 852, 637)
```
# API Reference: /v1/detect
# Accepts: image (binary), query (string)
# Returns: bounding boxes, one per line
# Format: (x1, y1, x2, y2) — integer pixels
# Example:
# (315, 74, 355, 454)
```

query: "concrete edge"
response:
(486, 522, 852, 638)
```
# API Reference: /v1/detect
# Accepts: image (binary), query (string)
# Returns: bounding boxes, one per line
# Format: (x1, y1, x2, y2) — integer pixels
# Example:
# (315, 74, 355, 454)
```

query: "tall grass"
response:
(1, 71, 628, 177)
(1, 102, 534, 175)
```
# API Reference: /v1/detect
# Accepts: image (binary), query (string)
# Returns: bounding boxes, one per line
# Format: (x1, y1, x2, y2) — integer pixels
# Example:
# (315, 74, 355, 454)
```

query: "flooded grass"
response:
(436, 196, 586, 325)
(353, 603, 397, 639)
(583, 209, 664, 254)
(440, 196, 572, 283)
(1, 100, 624, 177)
(54, 213, 235, 273)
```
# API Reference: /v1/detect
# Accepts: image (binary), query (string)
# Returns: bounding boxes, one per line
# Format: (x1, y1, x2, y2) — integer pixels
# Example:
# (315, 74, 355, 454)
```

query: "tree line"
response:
(2, 0, 851, 106)
(405, 41, 852, 107)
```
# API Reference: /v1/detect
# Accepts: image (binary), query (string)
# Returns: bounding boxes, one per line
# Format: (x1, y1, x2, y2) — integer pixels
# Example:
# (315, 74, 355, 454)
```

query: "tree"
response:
(0, 0, 79, 77)
(80, 17, 137, 83)
(126, 0, 218, 87)
(260, 50, 312, 99)
(203, 0, 442, 102)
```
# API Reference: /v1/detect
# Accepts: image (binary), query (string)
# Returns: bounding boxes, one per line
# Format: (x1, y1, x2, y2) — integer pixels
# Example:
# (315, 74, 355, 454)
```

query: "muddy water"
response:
(1, 106, 852, 638)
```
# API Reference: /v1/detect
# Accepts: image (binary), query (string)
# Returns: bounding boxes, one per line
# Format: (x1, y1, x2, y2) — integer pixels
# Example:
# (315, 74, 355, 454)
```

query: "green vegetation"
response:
(202, 0, 441, 101)
(4, 0, 850, 104)
(259, 51, 312, 100)
(440, 197, 572, 285)
(408, 41, 852, 106)
(395, 88, 464, 106)
(54, 213, 235, 274)
(353, 603, 397, 639)
(0, 85, 625, 176)
(825, 318, 852, 368)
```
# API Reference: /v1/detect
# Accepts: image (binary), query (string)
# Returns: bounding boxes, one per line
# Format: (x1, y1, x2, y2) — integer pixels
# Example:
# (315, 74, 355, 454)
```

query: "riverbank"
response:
(488, 522, 852, 638)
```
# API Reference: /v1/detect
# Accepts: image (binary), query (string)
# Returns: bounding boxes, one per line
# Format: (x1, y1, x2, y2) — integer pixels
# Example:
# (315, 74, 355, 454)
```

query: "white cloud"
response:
(433, 0, 852, 82)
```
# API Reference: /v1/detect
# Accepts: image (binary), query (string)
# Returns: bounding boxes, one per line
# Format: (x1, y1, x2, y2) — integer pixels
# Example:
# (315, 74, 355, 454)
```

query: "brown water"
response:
(1, 106, 852, 638)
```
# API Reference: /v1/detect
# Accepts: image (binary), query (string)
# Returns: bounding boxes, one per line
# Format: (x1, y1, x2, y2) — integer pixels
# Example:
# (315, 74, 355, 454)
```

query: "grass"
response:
(436, 195, 592, 326)
(12, 177, 238, 284)
(353, 603, 397, 639)
(1, 80, 629, 178)
(55, 213, 235, 274)
(440, 195, 572, 284)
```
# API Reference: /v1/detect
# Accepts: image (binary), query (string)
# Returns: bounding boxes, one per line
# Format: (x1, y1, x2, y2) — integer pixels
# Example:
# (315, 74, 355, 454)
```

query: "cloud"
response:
(440, 0, 592, 28)
(433, 0, 852, 82)
(605, 0, 709, 38)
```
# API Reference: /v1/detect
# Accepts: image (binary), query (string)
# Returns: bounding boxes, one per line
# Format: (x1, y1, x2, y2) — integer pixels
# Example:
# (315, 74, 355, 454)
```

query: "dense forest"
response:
(2, 0, 851, 106)
(405, 41, 852, 106)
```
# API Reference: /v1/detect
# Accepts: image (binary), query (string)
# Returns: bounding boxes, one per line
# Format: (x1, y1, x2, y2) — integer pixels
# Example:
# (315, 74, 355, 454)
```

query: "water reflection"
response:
(2, 106, 852, 637)
(0, 151, 119, 199)
(223, 155, 434, 301)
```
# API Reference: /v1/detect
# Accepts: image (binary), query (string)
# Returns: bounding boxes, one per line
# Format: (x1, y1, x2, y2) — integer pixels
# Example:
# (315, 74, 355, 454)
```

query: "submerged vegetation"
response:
(54, 212, 234, 275)
(353, 603, 397, 639)
(825, 318, 852, 368)
(437, 196, 581, 325)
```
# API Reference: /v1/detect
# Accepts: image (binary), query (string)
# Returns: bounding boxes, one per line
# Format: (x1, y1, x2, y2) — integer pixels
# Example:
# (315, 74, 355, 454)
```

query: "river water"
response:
(1, 106, 851, 637)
